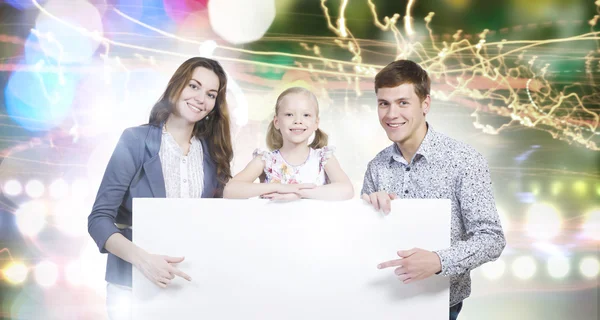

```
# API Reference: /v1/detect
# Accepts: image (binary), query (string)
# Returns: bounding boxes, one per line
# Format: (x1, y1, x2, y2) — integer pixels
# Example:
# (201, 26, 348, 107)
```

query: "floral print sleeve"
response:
(252, 148, 279, 183)
(319, 146, 335, 167)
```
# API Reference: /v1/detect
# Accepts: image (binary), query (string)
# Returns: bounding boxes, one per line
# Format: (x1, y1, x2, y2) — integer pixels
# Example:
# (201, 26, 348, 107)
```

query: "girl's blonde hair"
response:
(266, 87, 328, 150)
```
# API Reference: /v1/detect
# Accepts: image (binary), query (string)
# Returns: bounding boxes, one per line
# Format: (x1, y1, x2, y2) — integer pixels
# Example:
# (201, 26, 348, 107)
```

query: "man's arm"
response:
(434, 152, 506, 276)
(361, 161, 377, 195)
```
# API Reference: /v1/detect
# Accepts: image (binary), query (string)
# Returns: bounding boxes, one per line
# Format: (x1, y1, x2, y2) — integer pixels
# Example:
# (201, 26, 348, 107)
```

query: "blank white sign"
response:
(132, 199, 450, 319)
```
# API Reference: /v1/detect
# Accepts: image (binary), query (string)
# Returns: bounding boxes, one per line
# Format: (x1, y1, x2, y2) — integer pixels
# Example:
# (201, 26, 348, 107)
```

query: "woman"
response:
(87, 57, 233, 319)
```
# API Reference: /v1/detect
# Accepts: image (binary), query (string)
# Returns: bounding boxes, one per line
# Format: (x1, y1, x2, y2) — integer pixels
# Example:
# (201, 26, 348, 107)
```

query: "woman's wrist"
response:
(131, 246, 148, 267)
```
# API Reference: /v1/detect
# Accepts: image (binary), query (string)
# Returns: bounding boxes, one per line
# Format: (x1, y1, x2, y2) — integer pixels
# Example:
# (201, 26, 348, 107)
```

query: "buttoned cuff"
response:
(433, 250, 449, 276)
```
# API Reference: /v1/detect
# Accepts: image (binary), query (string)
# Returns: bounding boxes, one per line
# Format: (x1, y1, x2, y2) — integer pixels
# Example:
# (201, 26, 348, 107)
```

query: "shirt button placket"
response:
(403, 165, 411, 197)
(181, 156, 189, 198)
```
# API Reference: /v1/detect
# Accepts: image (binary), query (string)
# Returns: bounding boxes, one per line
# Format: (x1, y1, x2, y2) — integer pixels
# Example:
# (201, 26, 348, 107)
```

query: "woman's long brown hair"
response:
(149, 57, 233, 193)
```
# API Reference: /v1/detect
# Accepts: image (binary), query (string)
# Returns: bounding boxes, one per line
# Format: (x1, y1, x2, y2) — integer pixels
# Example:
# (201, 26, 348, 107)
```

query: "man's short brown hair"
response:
(374, 60, 431, 102)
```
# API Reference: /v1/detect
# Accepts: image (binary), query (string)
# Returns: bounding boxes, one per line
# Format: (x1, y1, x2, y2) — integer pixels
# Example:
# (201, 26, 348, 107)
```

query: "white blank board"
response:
(132, 198, 450, 319)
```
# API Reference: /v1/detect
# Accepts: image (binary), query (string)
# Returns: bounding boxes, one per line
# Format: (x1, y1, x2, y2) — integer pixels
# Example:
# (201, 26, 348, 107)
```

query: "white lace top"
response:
(253, 146, 335, 186)
(159, 130, 204, 198)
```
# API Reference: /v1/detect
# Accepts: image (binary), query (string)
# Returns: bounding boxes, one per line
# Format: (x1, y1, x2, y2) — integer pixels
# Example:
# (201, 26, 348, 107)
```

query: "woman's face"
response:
(174, 66, 220, 124)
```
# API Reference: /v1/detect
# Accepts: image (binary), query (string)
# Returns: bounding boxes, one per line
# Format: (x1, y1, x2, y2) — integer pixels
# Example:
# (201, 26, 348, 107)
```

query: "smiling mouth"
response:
(386, 122, 406, 128)
(187, 102, 203, 113)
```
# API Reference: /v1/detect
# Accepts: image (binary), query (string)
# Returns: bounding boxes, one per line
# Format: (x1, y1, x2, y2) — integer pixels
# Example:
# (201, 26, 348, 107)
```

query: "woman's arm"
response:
(88, 128, 190, 287)
(88, 128, 139, 254)
(105, 233, 191, 288)
(298, 155, 354, 200)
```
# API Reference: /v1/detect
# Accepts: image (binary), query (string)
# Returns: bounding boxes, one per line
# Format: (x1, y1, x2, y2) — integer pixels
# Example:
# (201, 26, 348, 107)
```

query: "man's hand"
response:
(361, 191, 397, 214)
(377, 248, 442, 284)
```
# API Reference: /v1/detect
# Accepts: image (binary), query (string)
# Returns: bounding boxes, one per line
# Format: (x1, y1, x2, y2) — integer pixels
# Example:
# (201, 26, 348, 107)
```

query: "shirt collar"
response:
(390, 123, 438, 164)
(162, 129, 200, 155)
(162, 127, 199, 144)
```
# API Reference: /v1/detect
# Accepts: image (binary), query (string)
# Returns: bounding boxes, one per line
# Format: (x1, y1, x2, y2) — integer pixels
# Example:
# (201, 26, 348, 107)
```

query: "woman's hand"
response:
(133, 253, 192, 288)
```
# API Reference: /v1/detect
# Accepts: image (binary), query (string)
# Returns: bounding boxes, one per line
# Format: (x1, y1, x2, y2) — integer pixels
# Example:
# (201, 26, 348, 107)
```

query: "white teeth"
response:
(387, 122, 405, 128)
(187, 103, 201, 112)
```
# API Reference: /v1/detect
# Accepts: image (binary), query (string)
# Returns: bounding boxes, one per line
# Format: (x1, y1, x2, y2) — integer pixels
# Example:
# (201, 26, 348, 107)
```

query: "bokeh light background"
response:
(0, 0, 598, 319)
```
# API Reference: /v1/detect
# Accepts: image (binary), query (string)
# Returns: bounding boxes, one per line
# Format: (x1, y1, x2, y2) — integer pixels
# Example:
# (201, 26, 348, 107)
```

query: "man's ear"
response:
(422, 95, 431, 116)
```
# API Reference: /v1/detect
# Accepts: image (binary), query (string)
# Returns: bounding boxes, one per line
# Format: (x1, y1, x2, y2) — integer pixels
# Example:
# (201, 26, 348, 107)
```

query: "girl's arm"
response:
(223, 157, 316, 199)
(298, 155, 354, 200)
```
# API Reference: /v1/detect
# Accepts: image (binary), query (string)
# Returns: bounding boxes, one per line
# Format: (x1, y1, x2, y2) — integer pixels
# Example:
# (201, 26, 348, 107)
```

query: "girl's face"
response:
(273, 93, 320, 146)
(173, 67, 220, 124)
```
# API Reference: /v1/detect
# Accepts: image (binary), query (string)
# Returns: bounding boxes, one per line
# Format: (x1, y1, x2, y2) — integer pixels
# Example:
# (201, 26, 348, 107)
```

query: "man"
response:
(361, 60, 506, 320)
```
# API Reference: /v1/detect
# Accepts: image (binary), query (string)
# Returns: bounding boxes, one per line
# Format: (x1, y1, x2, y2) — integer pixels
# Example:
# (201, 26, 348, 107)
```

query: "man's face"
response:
(376, 83, 430, 145)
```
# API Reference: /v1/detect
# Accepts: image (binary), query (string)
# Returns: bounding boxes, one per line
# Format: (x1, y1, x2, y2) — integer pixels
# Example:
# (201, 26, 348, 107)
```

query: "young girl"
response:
(224, 87, 353, 200)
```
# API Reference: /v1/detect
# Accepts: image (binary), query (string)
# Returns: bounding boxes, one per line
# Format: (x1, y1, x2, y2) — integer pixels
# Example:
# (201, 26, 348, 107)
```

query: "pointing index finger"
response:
(377, 258, 403, 269)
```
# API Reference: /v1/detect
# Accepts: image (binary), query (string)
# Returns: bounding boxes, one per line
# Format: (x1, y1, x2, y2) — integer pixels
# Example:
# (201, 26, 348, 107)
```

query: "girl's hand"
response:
(133, 253, 192, 288)
(276, 183, 316, 194)
(261, 192, 301, 201)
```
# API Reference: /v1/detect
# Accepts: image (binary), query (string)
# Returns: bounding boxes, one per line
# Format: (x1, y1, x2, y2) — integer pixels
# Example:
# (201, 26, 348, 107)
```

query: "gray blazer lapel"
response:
(143, 125, 166, 198)
(142, 156, 166, 197)
(200, 138, 217, 198)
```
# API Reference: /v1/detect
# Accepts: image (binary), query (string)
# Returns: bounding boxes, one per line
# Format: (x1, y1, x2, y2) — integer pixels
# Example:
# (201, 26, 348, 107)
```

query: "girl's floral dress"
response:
(252, 146, 335, 185)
